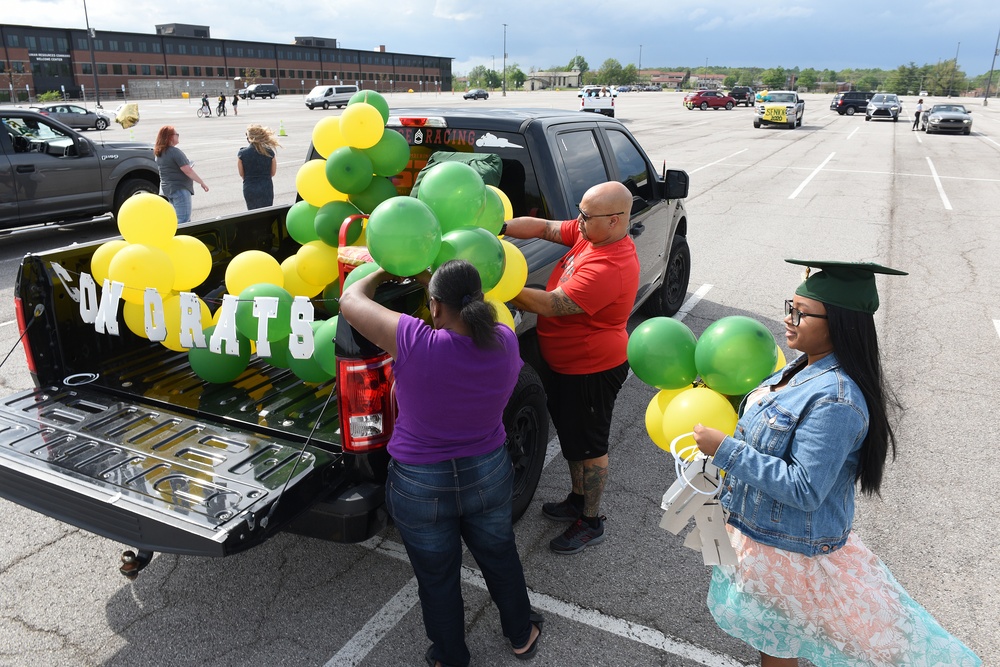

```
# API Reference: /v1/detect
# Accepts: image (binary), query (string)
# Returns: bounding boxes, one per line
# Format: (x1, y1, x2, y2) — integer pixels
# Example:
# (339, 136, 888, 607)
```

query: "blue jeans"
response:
(166, 189, 192, 223)
(386, 446, 532, 667)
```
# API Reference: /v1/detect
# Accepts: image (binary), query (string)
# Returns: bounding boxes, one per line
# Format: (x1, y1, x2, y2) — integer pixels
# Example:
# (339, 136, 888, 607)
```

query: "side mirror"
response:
(665, 169, 689, 200)
(76, 137, 92, 157)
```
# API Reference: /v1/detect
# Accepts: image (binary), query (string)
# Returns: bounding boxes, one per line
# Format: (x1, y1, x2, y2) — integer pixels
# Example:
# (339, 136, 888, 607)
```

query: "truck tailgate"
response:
(0, 385, 335, 557)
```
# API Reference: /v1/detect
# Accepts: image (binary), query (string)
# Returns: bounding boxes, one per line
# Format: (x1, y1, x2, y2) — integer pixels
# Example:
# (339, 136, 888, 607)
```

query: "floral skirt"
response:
(707, 526, 981, 666)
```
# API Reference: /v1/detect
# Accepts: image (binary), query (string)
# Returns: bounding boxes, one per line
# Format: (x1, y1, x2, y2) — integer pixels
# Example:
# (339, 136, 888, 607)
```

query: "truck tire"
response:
(504, 363, 549, 521)
(845, 106, 856, 116)
(323, 101, 330, 110)
(753, 119, 761, 128)
(641, 235, 691, 318)
(112, 177, 159, 219)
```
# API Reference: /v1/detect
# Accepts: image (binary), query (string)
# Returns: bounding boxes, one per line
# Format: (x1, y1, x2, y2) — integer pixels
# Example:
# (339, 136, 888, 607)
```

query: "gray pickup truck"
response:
(0, 106, 160, 231)
(0, 107, 690, 577)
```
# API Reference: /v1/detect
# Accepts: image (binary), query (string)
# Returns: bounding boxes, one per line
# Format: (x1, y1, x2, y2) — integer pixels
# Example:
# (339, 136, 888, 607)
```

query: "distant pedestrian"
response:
(154, 125, 208, 223)
(232, 93, 239, 116)
(912, 98, 924, 131)
(237, 124, 281, 210)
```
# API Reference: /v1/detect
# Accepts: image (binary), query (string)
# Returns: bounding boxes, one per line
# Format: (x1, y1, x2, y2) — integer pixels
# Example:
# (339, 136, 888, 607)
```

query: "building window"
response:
(193, 67, 202, 76)
(6, 34, 19, 47)
(225, 46, 233, 56)
(77, 38, 89, 50)
(178, 44, 187, 55)
(297, 70, 304, 78)
(57, 37, 69, 52)
(153, 43, 161, 54)
(113, 64, 123, 75)
(306, 70, 312, 79)
(228, 67, 235, 77)
(168, 65, 177, 75)
(109, 40, 118, 51)
(124, 41, 133, 52)
(98, 63, 108, 74)
(82, 63, 92, 75)
(164, 43, 174, 54)
(128, 64, 137, 75)
(181, 66, 189, 76)
(25, 36, 37, 50)
(236, 47, 244, 57)
(142, 65, 150, 75)
(279, 69, 286, 78)
(156, 65, 164, 75)
(217, 67, 225, 76)
(139, 41, 148, 53)
(215, 46, 222, 56)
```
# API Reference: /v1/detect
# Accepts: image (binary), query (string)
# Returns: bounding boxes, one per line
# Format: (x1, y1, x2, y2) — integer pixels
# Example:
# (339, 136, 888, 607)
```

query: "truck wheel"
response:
(112, 178, 159, 219)
(753, 120, 761, 128)
(797, 115, 803, 127)
(95, 118, 109, 131)
(641, 235, 691, 318)
(845, 106, 856, 116)
(323, 102, 330, 110)
(504, 363, 549, 522)
(269, 93, 276, 99)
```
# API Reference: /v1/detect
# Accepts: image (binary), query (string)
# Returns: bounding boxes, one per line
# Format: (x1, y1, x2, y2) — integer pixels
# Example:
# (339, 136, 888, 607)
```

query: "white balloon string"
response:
(669, 431, 719, 496)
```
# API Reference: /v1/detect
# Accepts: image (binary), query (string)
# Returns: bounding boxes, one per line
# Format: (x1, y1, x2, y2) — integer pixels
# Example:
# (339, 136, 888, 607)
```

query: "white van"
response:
(305, 84, 360, 110)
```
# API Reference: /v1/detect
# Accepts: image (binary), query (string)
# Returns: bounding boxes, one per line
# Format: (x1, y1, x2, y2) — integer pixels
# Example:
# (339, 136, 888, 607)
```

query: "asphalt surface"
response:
(0, 90, 997, 666)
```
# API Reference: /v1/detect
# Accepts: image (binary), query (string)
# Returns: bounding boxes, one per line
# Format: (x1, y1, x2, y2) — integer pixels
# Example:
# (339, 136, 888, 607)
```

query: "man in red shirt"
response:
(505, 181, 639, 554)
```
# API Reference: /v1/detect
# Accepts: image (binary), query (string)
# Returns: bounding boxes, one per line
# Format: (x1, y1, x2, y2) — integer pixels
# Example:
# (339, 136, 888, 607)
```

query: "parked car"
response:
(921, 103, 973, 135)
(463, 88, 489, 100)
(305, 84, 359, 110)
(728, 86, 755, 107)
(832, 90, 874, 116)
(865, 94, 902, 122)
(31, 103, 111, 131)
(238, 83, 279, 99)
(683, 90, 735, 110)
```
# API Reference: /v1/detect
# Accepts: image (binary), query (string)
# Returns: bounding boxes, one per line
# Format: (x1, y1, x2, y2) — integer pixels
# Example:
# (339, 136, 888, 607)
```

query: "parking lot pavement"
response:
(0, 90, 997, 665)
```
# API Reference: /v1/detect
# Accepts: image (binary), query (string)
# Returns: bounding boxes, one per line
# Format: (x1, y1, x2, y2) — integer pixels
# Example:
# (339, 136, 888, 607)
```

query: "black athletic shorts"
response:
(536, 358, 629, 461)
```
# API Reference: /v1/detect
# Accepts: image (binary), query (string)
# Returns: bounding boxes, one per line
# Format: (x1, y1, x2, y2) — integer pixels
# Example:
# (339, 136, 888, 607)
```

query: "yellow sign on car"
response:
(762, 105, 787, 123)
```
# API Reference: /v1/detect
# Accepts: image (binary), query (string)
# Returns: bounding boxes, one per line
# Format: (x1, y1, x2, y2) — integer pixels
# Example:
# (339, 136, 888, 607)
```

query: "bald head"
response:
(578, 181, 633, 245)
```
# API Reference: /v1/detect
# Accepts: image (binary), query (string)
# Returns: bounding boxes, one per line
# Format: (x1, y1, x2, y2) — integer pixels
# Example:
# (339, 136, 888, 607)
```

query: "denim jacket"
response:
(713, 353, 869, 556)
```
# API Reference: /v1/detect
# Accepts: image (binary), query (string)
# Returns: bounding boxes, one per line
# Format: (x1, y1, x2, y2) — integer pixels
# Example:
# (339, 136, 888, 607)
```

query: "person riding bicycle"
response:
(217, 93, 227, 116)
(200, 94, 211, 117)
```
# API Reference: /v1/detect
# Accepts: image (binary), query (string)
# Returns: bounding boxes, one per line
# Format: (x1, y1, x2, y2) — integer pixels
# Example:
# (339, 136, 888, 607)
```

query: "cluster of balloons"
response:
(629, 316, 784, 457)
(90, 192, 213, 353)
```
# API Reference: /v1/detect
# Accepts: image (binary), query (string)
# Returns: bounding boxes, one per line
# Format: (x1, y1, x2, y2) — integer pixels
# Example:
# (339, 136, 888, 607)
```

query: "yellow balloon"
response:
(311, 115, 345, 158)
(645, 387, 689, 451)
(487, 185, 513, 222)
(107, 244, 175, 305)
(160, 294, 212, 352)
(661, 386, 738, 458)
(774, 346, 787, 372)
(296, 240, 341, 287)
(281, 255, 327, 298)
(486, 295, 516, 331)
(117, 192, 177, 247)
(122, 301, 147, 338)
(485, 239, 528, 303)
(90, 239, 128, 285)
(164, 235, 212, 291)
(339, 102, 385, 149)
(296, 159, 349, 207)
(225, 250, 283, 295)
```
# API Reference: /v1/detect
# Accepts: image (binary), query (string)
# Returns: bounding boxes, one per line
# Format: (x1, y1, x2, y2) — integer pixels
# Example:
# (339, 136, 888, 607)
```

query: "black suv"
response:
(729, 86, 755, 106)
(0, 106, 159, 230)
(239, 83, 279, 99)
(831, 91, 874, 116)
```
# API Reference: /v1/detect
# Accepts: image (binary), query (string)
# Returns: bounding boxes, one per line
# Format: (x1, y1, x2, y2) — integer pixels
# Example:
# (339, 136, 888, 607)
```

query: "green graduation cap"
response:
(785, 259, 907, 314)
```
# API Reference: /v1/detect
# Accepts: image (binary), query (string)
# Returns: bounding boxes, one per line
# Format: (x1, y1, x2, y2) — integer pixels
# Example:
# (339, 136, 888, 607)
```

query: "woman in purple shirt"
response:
(339, 259, 543, 667)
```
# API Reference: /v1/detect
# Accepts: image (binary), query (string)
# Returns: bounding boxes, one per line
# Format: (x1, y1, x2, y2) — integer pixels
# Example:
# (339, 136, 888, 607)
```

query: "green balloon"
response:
(416, 162, 487, 235)
(348, 90, 390, 124)
(264, 335, 291, 369)
(365, 129, 411, 177)
(626, 317, 698, 390)
(235, 283, 295, 342)
(695, 316, 779, 396)
(367, 197, 442, 276)
(325, 146, 374, 195)
(288, 320, 335, 383)
(313, 316, 339, 375)
(286, 200, 320, 245)
(341, 261, 380, 293)
(314, 200, 363, 246)
(433, 227, 505, 292)
(349, 176, 398, 214)
(320, 277, 341, 316)
(188, 325, 251, 384)
(473, 185, 504, 235)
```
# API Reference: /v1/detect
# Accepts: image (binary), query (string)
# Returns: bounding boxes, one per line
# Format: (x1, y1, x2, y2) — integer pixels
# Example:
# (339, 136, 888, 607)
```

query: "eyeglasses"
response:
(577, 206, 624, 223)
(784, 300, 828, 326)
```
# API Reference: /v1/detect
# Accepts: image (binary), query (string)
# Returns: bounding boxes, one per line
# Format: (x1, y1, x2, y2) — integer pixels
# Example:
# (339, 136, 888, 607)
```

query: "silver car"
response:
(921, 104, 973, 135)
(865, 94, 901, 122)
(32, 103, 111, 131)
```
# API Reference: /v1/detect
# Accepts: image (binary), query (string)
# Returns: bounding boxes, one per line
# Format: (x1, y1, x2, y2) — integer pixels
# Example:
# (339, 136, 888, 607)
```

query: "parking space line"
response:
(0, 320, 16, 328)
(984, 135, 1000, 149)
(689, 150, 747, 174)
(788, 152, 835, 199)
(925, 157, 953, 210)
(994, 320, 1000, 339)
(324, 573, 421, 667)
(847, 127, 859, 140)
(354, 536, 750, 667)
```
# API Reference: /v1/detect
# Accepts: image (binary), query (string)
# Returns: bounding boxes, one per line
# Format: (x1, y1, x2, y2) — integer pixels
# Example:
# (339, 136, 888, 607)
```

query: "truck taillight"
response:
(13, 297, 37, 375)
(337, 353, 395, 453)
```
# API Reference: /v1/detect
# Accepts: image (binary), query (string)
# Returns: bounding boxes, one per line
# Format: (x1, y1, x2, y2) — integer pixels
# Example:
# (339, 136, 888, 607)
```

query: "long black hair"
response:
(825, 303, 900, 496)
(428, 260, 501, 350)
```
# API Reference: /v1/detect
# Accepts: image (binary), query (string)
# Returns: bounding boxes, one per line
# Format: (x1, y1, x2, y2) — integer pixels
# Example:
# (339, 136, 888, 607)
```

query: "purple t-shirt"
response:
(389, 314, 522, 464)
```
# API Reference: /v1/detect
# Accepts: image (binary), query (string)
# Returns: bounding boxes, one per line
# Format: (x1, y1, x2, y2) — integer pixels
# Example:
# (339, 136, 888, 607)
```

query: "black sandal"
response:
(512, 612, 545, 660)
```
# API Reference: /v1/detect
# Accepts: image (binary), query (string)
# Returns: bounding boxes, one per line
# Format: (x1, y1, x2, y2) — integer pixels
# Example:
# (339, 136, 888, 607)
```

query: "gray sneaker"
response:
(541, 498, 583, 522)
(549, 517, 605, 555)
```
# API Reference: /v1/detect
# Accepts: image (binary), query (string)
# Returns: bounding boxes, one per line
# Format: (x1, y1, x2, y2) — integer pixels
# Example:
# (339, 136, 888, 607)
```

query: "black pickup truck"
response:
(0, 106, 160, 231)
(0, 107, 690, 576)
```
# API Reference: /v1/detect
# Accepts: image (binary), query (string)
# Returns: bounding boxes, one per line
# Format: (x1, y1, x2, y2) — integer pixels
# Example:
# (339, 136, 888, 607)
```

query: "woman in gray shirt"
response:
(154, 125, 208, 223)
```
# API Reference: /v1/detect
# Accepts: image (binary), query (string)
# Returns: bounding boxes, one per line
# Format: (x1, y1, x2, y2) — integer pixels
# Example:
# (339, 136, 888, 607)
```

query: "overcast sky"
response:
(15, 0, 1000, 78)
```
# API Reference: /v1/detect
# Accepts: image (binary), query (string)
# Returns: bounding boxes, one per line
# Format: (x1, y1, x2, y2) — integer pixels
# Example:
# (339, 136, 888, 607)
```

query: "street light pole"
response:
(502, 23, 507, 97)
(638, 45, 642, 84)
(82, 0, 101, 108)
(950, 41, 960, 97)
(985, 26, 1000, 106)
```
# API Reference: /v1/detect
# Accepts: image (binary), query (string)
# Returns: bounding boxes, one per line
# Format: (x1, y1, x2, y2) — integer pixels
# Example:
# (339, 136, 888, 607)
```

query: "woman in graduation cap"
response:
(692, 260, 980, 667)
